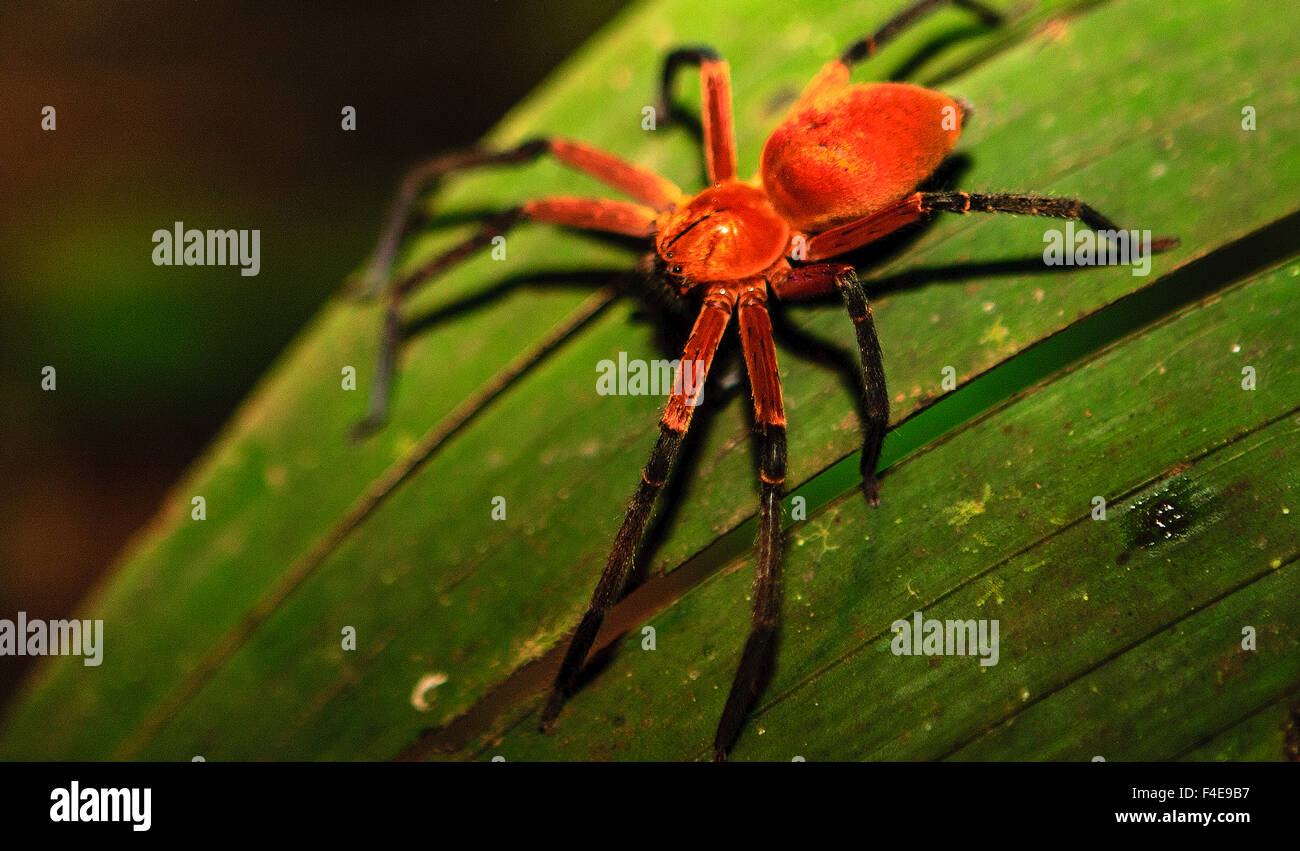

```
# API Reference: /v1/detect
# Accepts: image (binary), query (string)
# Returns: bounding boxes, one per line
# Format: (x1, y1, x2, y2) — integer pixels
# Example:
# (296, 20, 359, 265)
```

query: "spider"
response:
(353, 0, 1176, 761)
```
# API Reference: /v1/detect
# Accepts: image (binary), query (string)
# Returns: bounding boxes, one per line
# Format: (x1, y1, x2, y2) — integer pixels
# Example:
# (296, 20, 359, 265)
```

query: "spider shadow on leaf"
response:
(889, 23, 996, 82)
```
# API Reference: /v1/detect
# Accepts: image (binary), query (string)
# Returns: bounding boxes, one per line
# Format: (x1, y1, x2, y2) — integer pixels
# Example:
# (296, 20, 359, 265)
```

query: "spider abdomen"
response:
(760, 82, 963, 232)
(656, 181, 790, 284)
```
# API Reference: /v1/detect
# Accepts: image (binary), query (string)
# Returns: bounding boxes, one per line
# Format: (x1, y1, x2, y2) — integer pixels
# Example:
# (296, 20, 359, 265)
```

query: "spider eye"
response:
(671, 265, 683, 275)
(664, 250, 674, 259)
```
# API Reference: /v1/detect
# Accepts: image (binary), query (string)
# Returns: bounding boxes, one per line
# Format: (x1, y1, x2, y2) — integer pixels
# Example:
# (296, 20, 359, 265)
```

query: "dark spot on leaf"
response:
(1130, 497, 1191, 546)
(1120, 475, 1219, 553)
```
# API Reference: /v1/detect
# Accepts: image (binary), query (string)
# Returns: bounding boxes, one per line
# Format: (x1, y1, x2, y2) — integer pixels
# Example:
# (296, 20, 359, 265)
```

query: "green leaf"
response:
(3, 0, 1297, 761)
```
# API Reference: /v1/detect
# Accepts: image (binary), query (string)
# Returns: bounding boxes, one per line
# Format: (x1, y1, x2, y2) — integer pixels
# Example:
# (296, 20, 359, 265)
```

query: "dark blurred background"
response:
(0, 0, 628, 707)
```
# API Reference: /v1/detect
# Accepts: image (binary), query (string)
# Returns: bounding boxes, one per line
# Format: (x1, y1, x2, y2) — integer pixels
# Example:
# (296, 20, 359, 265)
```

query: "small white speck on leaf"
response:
(410, 672, 448, 711)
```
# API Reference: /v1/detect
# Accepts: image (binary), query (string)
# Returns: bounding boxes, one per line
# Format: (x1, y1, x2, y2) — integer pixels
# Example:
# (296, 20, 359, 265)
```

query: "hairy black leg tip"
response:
(862, 478, 881, 507)
(539, 694, 565, 734)
(349, 417, 384, 444)
(712, 746, 728, 763)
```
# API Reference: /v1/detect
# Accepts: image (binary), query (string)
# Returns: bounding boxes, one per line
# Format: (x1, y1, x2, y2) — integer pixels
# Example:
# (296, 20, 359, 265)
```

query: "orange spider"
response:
(355, 0, 1175, 760)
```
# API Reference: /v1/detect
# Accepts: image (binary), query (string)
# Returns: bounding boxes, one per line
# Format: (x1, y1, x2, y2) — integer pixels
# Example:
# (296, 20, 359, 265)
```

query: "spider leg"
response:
(353, 196, 661, 439)
(919, 192, 1181, 251)
(773, 187, 1179, 489)
(792, 0, 1002, 111)
(713, 280, 787, 761)
(771, 264, 889, 505)
(656, 46, 737, 182)
(805, 196, 932, 261)
(358, 138, 682, 298)
(540, 282, 738, 732)
(803, 191, 1180, 261)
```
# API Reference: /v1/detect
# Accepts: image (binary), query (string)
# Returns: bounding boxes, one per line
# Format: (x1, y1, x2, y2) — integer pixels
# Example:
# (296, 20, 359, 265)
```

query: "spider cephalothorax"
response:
(656, 182, 789, 285)
(354, 0, 1175, 760)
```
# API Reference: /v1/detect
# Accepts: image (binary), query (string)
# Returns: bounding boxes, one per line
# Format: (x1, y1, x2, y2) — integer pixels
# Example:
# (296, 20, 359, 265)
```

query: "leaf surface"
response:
(2, 0, 1297, 761)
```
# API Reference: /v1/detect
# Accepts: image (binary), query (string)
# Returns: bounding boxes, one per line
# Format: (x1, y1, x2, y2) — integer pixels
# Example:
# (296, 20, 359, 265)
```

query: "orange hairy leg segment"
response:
(804, 192, 927, 261)
(521, 197, 661, 238)
(789, 60, 852, 114)
(661, 283, 737, 432)
(699, 59, 739, 183)
(548, 139, 684, 210)
(736, 282, 786, 429)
